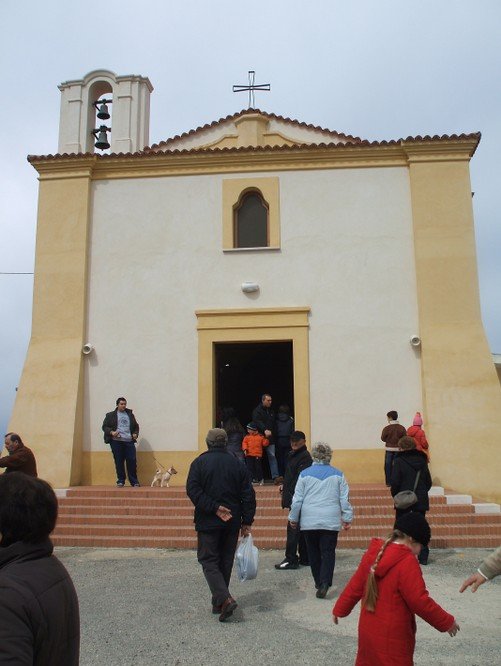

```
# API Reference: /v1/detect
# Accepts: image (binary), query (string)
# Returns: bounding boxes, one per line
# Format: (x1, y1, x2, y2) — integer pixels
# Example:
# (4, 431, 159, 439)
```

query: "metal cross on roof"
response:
(233, 70, 271, 109)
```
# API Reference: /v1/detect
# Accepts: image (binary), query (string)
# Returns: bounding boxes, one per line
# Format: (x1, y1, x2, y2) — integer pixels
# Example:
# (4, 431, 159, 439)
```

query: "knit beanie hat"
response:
(395, 512, 431, 547)
(413, 412, 423, 426)
(206, 428, 228, 447)
(246, 422, 258, 431)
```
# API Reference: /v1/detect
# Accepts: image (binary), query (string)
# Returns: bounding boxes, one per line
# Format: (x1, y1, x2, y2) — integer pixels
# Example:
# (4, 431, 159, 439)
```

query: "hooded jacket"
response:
(390, 450, 432, 512)
(289, 463, 353, 531)
(242, 433, 269, 458)
(406, 425, 430, 460)
(0, 539, 80, 665)
(333, 538, 454, 665)
(275, 412, 294, 446)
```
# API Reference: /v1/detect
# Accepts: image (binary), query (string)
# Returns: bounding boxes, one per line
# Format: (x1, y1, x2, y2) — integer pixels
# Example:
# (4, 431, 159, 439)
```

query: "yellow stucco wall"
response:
(9, 172, 92, 486)
(408, 154, 501, 502)
(81, 447, 384, 486)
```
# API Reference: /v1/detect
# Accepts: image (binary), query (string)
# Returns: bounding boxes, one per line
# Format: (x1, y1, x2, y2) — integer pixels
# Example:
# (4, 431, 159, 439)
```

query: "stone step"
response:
(53, 521, 501, 539)
(54, 511, 499, 527)
(51, 533, 501, 550)
(56, 496, 454, 510)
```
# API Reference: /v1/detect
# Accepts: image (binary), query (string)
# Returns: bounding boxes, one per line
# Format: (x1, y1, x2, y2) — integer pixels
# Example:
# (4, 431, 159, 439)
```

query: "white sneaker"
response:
(259, 480, 264, 485)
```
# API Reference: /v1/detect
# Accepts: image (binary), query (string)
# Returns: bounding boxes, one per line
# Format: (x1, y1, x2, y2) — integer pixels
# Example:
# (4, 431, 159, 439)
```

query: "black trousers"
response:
(245, 456, 263, 482)
(303, 529, 339, 587)
(197, 528, 240, 606)
(285, 522, 309, 565)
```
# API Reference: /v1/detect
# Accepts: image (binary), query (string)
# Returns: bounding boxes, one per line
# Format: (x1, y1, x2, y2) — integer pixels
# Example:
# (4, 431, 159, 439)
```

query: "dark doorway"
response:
(215, 341, 294, 428)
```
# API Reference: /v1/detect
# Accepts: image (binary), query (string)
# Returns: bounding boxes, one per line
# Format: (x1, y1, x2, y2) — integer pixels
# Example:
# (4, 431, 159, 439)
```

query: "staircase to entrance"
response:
(52, 484, 501, 550)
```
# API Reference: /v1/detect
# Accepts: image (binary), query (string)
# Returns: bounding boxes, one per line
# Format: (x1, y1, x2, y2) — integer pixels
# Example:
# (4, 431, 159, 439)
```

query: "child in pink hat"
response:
(406, 412, 429, 460)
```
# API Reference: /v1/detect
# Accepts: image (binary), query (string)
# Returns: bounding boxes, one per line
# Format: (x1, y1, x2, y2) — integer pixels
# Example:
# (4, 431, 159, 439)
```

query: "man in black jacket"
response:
(186, 428, 256, 622)
(102, 397, 140, 487)
(252, 393, 280, 482)
(275, 431, 312, 570)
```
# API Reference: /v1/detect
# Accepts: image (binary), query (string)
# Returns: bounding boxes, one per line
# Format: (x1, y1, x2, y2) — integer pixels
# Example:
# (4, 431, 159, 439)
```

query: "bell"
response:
(96, 102, 110, 120)
(94, 126, 110, 150)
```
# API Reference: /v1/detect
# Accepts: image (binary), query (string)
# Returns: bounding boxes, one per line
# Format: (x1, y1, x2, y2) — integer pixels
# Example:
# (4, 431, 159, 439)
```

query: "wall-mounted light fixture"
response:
(241, 282, 259, 293)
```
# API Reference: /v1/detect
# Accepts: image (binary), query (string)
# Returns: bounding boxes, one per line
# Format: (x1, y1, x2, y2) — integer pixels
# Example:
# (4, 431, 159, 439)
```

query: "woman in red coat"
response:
(332, 513, 459, 665)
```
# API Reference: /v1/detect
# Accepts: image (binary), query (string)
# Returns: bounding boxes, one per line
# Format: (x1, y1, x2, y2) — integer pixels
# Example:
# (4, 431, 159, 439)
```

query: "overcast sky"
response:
(0, 0, 500, 434)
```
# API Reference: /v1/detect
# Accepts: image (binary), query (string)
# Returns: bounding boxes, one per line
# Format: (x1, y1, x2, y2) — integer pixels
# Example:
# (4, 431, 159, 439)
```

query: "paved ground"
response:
(56, 546, 499, 666)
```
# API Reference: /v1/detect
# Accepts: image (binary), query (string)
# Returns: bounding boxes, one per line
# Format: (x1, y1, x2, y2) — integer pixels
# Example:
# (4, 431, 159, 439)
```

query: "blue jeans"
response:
(266, 443, 279, 479)
(110, 440, 139, 485)
(384, 451, 397, 486)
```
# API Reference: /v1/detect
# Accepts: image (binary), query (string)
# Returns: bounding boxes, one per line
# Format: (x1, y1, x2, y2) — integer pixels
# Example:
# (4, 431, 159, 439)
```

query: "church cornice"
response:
(28, 134, 481, 180)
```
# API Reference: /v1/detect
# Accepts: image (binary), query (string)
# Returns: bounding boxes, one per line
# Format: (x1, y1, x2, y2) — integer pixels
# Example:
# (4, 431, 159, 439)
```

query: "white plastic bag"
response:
(235, 534, 259, 582)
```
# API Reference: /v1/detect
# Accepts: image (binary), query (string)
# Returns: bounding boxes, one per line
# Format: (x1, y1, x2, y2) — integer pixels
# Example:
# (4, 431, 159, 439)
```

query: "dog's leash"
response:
(153, 457, 167, 470)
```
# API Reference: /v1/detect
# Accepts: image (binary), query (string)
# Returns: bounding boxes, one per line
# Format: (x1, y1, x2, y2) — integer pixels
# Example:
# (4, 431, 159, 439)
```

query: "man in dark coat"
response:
(252, 393, 280, 482)
(0, 472, 80, 664)
(0, 433, 37, 477)
(102, 397, 140, 487)
(186, 428, 256, 622)
(391, 435, 432, 565)
(275, 431, 312, 570)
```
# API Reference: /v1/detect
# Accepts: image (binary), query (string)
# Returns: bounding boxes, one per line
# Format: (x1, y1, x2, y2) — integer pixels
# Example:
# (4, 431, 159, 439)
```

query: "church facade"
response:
(10, 70, 501, 501)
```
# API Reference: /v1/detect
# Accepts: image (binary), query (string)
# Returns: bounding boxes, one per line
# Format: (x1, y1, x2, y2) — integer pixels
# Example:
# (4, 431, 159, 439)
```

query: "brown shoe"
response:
(212, 604, 222, 614)
(219, 597, 237, 622)
(274, 476, 284, 485)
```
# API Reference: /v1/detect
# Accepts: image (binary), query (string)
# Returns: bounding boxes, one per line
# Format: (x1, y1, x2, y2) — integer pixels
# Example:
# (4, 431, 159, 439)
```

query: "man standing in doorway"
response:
(252, 393, 280, 483)
(102, 397, 140, 487)
(187, 428, 256, 622)
(0, 433, 38, 477)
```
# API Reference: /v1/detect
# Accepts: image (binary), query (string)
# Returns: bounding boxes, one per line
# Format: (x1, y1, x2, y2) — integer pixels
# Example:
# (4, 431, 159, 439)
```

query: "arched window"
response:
(234, 190, 269, 248)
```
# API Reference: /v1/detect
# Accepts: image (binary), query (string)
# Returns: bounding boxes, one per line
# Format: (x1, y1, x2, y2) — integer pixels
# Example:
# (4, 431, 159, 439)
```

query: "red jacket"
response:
(333, 538, 454, 666)
(407, 425, 430, 460)
(242, 434, 269, 458)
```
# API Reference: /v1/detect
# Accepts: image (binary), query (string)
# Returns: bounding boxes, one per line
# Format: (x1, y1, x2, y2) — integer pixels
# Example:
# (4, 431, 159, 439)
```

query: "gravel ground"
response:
(55, 546, 500, 666)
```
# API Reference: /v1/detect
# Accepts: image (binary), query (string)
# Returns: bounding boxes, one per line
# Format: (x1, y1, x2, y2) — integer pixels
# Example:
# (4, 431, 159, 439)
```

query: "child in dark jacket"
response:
(333, 513, 459, 666)
(242, 422, 269, 485)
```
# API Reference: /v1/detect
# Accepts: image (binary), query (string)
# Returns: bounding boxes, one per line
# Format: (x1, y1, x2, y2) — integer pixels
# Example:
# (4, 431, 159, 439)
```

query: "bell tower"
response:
(57, 69, 153, 154)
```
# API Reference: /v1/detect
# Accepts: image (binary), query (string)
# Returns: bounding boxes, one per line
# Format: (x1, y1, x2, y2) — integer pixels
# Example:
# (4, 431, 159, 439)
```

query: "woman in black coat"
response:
(391, 436, 432, 565)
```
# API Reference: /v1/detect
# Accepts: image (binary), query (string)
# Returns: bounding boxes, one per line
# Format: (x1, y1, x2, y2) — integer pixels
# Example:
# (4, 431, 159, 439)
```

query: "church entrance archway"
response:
(196, 307, 311, 454)
(215, 341, 294, 427)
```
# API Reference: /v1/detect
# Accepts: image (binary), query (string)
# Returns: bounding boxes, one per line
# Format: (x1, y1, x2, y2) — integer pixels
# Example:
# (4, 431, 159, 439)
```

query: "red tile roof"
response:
(27, 105, 481, 163)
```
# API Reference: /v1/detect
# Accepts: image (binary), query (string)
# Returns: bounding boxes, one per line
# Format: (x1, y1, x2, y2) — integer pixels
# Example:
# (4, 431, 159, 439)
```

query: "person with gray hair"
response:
(289, 442, 353, 598)
(186, 428, 256, 622)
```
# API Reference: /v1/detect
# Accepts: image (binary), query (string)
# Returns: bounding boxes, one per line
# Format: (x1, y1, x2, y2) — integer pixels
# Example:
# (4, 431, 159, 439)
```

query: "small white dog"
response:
(151, 465, 178, 488)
